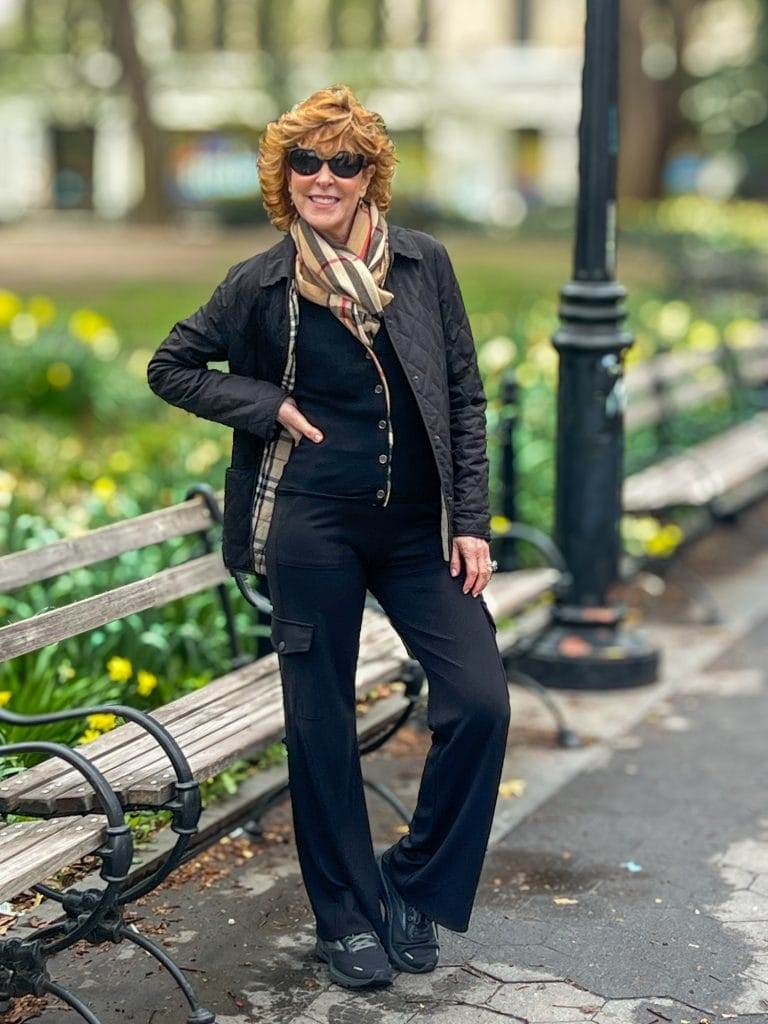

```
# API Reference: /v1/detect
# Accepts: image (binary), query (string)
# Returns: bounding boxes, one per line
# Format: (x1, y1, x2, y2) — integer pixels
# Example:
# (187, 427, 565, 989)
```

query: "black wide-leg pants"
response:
(264, 490, 511, 943)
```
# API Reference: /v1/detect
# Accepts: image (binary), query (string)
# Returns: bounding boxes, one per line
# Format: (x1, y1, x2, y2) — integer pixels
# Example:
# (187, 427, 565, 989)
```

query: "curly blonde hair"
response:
(258, 84, 397, 232)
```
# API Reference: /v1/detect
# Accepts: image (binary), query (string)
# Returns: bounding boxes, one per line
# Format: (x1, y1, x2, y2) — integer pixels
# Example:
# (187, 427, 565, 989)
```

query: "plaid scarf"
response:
(249, 199, 396, 575)
(288, 197, 394, 347)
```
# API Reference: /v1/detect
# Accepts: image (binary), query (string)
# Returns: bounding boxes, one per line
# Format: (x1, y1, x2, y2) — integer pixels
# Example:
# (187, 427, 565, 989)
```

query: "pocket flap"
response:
(271, 614, 314, 654)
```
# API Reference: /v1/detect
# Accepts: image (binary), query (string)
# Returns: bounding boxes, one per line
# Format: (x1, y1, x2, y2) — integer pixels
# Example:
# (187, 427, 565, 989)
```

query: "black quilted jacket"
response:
(146, 223, 491, 577)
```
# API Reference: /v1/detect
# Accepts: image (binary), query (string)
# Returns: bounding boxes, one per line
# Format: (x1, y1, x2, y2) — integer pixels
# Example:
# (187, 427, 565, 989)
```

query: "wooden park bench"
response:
(0, 484, 563, 1024)
(623, 331, 768, 518)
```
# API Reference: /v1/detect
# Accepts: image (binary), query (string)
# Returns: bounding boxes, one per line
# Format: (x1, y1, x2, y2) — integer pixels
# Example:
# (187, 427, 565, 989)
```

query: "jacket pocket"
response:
(222, 466, 257, 573)
(270, 614, 323, 721)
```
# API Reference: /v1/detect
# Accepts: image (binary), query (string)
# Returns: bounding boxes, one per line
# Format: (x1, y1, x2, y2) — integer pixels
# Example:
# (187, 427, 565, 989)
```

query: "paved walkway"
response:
(16, 500, 768, 1023)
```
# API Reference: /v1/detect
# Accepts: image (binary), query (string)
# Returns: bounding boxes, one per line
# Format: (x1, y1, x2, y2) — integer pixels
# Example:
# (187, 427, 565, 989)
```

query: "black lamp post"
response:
(515, 0, 660, 690)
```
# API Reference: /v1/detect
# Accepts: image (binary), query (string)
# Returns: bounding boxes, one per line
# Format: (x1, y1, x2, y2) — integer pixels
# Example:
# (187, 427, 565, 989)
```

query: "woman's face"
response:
(288, 144, 376, 246)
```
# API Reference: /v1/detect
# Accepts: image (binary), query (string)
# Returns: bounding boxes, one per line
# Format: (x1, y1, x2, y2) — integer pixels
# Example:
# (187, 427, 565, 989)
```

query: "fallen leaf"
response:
(499, 778, 527, 798)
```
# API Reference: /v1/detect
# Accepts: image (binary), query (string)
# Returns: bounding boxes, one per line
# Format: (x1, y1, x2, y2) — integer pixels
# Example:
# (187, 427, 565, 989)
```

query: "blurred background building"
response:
(0, 0, 763, 228)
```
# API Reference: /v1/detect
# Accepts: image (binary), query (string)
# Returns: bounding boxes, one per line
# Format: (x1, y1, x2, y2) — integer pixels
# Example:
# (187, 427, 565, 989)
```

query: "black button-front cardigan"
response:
(277, 293, 442, 507)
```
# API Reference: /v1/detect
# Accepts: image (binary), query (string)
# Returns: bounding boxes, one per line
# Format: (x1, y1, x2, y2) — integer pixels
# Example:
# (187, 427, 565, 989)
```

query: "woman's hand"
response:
(450, 537, 493, 597)
(277, 396, 324, 447)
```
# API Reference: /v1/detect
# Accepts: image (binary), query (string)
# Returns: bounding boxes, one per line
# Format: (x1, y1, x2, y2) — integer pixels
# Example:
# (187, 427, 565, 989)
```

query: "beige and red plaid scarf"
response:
(288, 197, 394, 347)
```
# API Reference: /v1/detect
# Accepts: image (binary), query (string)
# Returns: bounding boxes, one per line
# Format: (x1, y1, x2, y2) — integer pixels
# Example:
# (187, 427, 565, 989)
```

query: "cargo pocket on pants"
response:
(270, 614, 322, 721)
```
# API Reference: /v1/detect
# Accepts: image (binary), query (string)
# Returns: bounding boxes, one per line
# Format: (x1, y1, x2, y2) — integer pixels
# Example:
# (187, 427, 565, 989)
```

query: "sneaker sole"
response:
(376, 853, 439, 974)
(315, 939, 394, 988)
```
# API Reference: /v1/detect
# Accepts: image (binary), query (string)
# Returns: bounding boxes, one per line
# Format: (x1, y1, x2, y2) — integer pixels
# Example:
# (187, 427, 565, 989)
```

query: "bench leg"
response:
(116, 925, 215, 1023)
(0, 945, 105, 1024)
(361, 775, 412, 824)
(505, 664, 584, 748)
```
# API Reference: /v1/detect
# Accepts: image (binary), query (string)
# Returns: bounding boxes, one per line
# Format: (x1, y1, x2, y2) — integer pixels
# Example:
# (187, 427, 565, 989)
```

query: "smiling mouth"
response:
(309, 196, 340, 206)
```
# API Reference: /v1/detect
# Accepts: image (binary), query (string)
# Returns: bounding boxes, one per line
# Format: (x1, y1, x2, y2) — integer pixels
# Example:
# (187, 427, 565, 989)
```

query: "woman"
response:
(147, 84, 510, 991)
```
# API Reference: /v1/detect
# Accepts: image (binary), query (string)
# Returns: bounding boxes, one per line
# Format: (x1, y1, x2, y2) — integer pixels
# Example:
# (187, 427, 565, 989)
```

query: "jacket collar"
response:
(259, 222, 423, 287)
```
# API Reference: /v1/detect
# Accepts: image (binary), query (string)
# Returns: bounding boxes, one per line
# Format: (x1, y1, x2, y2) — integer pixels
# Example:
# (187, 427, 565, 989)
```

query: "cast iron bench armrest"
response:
(0, 704, 200, 905)
(0, 741, 132, 958)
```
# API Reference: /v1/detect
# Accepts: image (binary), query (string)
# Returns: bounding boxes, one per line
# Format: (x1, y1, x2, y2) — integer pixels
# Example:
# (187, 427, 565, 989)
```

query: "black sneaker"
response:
(376, 848, 440, 973)
(314, 930, 394, 988)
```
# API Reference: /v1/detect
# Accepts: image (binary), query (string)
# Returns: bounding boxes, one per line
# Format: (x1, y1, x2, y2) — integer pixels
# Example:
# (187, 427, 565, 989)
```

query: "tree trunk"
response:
(109, 0, 172, 223)
(618, 0, 698, 200)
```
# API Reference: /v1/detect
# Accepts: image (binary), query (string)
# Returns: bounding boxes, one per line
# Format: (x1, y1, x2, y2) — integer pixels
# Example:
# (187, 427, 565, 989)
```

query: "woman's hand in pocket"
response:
(277, 396, 324, 447)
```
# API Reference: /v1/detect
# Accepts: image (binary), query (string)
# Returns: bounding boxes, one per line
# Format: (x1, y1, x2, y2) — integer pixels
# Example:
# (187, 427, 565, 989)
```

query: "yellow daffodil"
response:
(92, 476, 117, 501)
(490, 514, 511, 534)
(645, 523, 684, 558)
(136, 670, 158, 698)
(107, 656, 132, 682)
(77, 728, 102, 745)
(85, 713, 118, 732)
(0, 290, 22, 327)
(0, 691, 12, 707)
(69, 309, 112, 344)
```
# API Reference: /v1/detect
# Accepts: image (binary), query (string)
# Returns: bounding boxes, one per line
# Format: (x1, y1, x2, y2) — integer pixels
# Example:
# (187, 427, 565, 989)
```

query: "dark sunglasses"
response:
(287, 147, 368, 178)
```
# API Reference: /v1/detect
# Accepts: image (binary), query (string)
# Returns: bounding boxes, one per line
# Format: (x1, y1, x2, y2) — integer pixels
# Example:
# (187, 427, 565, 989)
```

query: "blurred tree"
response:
(619, 0, 701, 199)
(619, 0, 767, 200)
(108, 0, 171, 223)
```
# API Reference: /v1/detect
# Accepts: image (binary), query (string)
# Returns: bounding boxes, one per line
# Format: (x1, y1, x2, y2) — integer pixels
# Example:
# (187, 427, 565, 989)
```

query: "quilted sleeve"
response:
(146, 260, 289, 439)
(434, 242, 491, 541)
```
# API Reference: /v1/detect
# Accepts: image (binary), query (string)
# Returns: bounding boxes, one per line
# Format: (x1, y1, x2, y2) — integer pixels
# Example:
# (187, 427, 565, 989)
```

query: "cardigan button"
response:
(374, 384, 383, 394)
(376, 488, 386, 498)
(378, 419, 387, 429)
(277, 641, 286, 652)
(378, 454, 388, 464)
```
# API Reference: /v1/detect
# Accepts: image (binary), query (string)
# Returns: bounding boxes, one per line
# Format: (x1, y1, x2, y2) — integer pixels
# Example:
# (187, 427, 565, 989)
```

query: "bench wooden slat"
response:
(626, 375, 729, 432)
(0, 817, 106, 904)
(625, 348, 716, 395)
(127, 687, 414, 807)
(624, 412, 768, 512)
(0, 551, 229, 662)
(0, 817, 75, 856)
(0, 490, 223, 593)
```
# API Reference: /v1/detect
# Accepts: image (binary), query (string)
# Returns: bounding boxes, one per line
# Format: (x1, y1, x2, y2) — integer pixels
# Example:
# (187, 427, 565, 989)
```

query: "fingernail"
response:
(314, 433, 323, 442)
(450, 567, 458, 576)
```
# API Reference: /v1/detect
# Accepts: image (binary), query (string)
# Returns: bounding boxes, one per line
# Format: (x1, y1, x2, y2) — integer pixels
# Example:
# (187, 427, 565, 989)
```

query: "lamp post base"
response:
(514, 604, 661, 690)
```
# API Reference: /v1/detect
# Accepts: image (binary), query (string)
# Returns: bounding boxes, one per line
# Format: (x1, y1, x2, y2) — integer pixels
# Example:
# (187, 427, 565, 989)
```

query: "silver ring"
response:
(487, 559, 498, 573)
